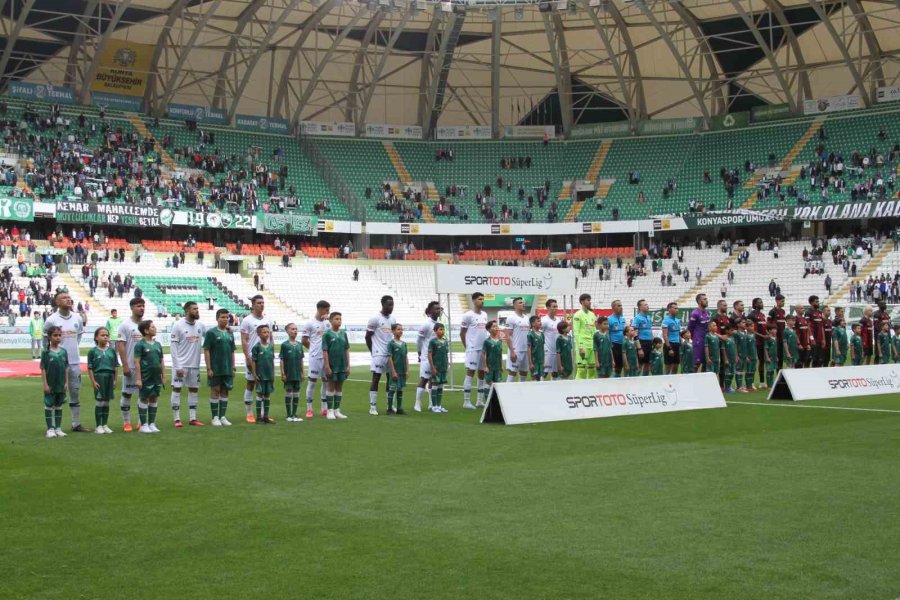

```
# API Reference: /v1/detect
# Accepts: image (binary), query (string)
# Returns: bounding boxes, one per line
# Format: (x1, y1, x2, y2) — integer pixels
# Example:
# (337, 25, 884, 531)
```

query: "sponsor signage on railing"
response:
(481, 372, 726, 425)
(255, 212, 318, 236)
(678, 210, 784, 229)
(757, 200, 900, 223)
(299, 120, 356, 137)
(91, 91, 142, 111)
(751, 103, 792, 123)
(503, 125, 556, 139)
(803, 94, 861, 115)
(709, 111, 749, 131)
(56, 201, 175, 228)
(364, 123, 422, 139)
(435, 125, 492, 140)
(174, 211, 254, 230)
(434, 264, 576, 294)
(768, 364, 900, 401)
(235, 114, 290, 135)
(569, 120, 631, 139)
(876, 85, 900, 104)
(9, 82, 76, 104)
(0, 196, 34, 222)
(167, 103, 226, 124)
(638, 117, 699, 135)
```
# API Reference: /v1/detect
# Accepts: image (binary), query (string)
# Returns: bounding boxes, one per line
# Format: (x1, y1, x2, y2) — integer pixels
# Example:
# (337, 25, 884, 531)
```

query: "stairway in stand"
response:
(383, 141, 435, 223)
(565, 140, 614, 222)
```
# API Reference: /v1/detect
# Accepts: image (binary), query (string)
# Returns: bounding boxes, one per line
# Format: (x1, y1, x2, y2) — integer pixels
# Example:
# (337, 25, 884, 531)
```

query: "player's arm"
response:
(323, 338, 332, 376)
(87, 358, 99, 391)
(280, 346, 287, 382)
(404, 345, 409, 374)
(428, 341, 437, 374)
(135, 350, 143, 387)
(344, 335, 350, 375)
(481, 341, 488, 372)
(241, 328, 251, 361)
(416, 325, 427, 361)
(301, 323, 311, 350)
(204, 342, 214, 378)
(388, 352, 397, 379)
(171, 330, 183, 376)
(40, 354, 49, 393)
(504, 325, 516, 361)
(117, 339, 130, 377)
(365, 317, 376, 353)
(459, 325, 468, 349)
(159, 345, 165, 384)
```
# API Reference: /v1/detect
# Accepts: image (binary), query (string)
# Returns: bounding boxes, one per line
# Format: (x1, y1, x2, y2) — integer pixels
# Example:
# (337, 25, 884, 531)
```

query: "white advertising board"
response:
(767, 364, 900, 401)
(802, 94, 861, 115)
(364, 123, 423, 139)
(875, 85, 900, 104)
(436, 125, 492, 140)
(481, 372, 726, 425)
(503, 125, 556, 139)
(434, 264, 577, 295)
(299, 121, 356, 137)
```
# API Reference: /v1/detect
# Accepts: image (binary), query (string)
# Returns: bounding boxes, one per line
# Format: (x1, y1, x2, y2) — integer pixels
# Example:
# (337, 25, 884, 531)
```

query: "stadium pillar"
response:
(491, 10, 501, 139)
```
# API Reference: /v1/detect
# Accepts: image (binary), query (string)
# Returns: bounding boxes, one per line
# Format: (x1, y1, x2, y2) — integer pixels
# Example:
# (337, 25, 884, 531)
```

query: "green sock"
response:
(148, 403, 158, 424)
(262, 398, 270, 417)
(95, 405, 103, 428)
(255, 397, 262, 419)
(434, 388, 442, 407)
(396, 391, 403, 410)
(291, 395, 299, 418)
(54, 407, 63, 428)
(335, 394, 342, 410)
(44, 407, 53, 429)
(285, 396, 292, 418)
(138, 406, 148, 425)
(104, 404, 111, 426)
(326, 395, 334, 410)
(219, 399, 228, 418)
(766, 372, 774, 386)
(735, 374, 742, 389)
(387, 391, 394, 410)
(210, 399, 219, 418)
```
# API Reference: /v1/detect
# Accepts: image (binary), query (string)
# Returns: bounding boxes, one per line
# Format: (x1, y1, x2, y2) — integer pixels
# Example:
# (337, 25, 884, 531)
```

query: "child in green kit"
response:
(764, 325, 778, 387)
(623, 325, 639, 377)
(41, 326, 68, 438)
(650, 337, 664, 376)
(203, 308, 235, 426)
(722, 325, 737, 393)
(322, 312, 350, 420)
(87, 327, 118, 434)
(742, 319, 757, 391)
(387, 323, 408, 415)
(893, 325, 900, 364)
(679, 330, 694, 374)
(482, 320, 504, 388)
(280, 323, 305, 422)
(556, 320, 574, 379)
(849, 323, 863, 366)
(251, 324, 276, 424)
(705, 321, 721, 375)
(428, 323, 450, 413)
(593, 317, 613, 378)
(877, 321, 892, 364)
(527, 315, 544, 381)
(783, 315, 799, 368)
(831, 318, 848, 366)
(134, 320, 165, 433)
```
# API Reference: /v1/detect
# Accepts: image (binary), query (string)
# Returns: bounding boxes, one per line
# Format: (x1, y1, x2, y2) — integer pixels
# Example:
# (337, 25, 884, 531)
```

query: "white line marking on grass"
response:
(727, 401, 900, 414)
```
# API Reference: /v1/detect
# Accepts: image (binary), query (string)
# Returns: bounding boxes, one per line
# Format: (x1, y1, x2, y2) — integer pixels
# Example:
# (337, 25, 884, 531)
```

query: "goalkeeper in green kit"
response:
(572, 294, 596, 379)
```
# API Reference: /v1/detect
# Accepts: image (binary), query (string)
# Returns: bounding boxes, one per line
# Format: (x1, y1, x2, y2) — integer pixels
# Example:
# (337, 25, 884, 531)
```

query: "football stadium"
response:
(2, 0, 900, 597)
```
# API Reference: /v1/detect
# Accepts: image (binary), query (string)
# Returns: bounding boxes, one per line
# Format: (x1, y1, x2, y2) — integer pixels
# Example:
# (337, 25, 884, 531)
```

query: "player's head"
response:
(823, 306, 831, 317)
(381, 295, 394, 315)
(391, 322, 403, 337)
(785, 315, 796, 326)
(215, 308, 230, 326)
(138, 319, 156, 337)
(708, 321, 718, 333)
(286, 322, 298, 338)
(425, 301, 441, 319)
(486, 319, 499, 336)
(736, 319, 746, 330)
(557, 320, 569, 334)
(46, 325, 62, 345)
(129, 297, 145, 319)
(775, 294, 785, 307)
(722, 324, 733, 335)
(545, 299, 558, 314)
(696, 294, 708, 308)
(329, 311, 342, 328)
(717, 299, 728, 313)
(808, 295, 819, 308)
(54, 291, 72, 312)
(624, 324, 635, 337)
(512, 297, 525, 313)
(851, 323, 861, 333)
(94, 327, 110, 344)
(257, 324, 271, 342)
(881, 320, 891, 331)
(316, 300, 330, 317)
(183, 301, 199, 320)
(110, 308, 118, 317)
(667, 302, 678, 314)
(529, 315, 540, 328)
(752, 297, 763, 310)
(434, 322, 445, 338)
(472, 292, 485, 310)
(32, 311, 39, 318)
(637, 299, 648, 312)
(652, 337, 663, 348)
(681, 329, 692, 341)
(596, 316, 608, 331)
(611, 299, 622, 314)
(767, 324, 777, 335)
(251, 295, 265, 315)
(733, 300, 744, 314)
(794, 302, 805, 314)
(579, 293, 591, 309)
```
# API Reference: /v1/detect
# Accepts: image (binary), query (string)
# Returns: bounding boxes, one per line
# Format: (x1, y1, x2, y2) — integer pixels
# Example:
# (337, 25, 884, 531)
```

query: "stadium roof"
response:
(1, 0, 898, 136)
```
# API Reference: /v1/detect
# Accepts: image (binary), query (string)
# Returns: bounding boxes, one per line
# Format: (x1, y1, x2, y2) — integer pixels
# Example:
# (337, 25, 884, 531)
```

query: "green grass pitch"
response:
(2, 360, 899, 599)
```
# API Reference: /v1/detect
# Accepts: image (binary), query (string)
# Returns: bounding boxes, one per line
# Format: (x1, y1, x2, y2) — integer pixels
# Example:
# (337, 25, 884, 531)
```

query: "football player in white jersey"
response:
(240, 295, 272, 423)
(117, 298, 145, 431)
(365, 295, 396, 415)
(415, 301, 442, 412)
(504, 297, 531, 382)
(43, 291, 89, 432)
(302, 300, 330, 418)
(169, 301, 207, 427)
(459, 292, 488, 408)
(541, 298, 562, 379)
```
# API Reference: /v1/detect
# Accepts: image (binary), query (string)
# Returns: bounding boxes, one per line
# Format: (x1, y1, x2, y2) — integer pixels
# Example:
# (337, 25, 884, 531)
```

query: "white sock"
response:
(479, 385, 487, 402)
(369, 390, 377, 406)
(245, 398, 254, 416)
(506, 374, 515, 383)
(188, 392, 198, 420)
(171, 391, 181, 420)
(243, 390, 253, 406)
(306, 379, 315, 405)
(121, 394, 131, 422)
(463, 375, 473, 402)
(70, 404, 80, 426)
(416, 387, 424, 405)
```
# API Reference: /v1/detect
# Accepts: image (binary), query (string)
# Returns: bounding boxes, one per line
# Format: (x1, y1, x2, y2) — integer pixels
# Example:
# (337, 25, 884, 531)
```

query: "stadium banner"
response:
(481, 372, 726, 425)
(255, 212, 318, 236)
(768, 364, 900, 401)
(435, 125, 492, 140)
(535, 308, 612, 319)
(481, 294, 535, 308)
(638, 117, 699, 136)
(174, 211, 254, 229)
(90, 39, 153, 97)
(503, 125, 556, 139)
(55, 200, 175, 228)
(676, 210, 784, 229)
(235, 114, 290, 135)
(709, 111, 749, 131)
(0, 196, 34, 222)
(751, 103, 792, 123)
(299, 120, 356, 137)
(8, 82, 77, 104)
(91, 91, 142, 112)
(167, 103, 226, 124)
(803, 94, 861, 115)
(434, 264, 576, 294)
(642, 307, 693, 327)
(756, 200, 900, 223)
(364, 123, 422, 139)
(364, 219, 647, 236)
(569, 120, 631, 140)
(876, 85, 900, 104)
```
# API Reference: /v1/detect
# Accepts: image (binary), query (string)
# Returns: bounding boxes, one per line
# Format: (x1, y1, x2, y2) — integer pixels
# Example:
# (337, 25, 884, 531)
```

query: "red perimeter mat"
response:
(0, 361, 87, 378)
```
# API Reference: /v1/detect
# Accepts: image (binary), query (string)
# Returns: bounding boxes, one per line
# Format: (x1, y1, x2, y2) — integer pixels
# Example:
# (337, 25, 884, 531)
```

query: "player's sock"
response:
(171, 391, 181, 421)
(734, 374, 742, 389)
(69, 403, 80, 427)
(479, 384, 487, 403)
(306, 380, 315, 410)
(188, 392, 198, 420)
(210, 397, 219, 418)
(335, 393, 342, 410)
(54, 407, 63, 428)
(262, 398, 270, 418)
(293, 393, 301, 417)
(138, 401, 149, 426)
(255, 396, 262, 420)
(148, 402, 158, 425)
(387, 390, 394, 411)
(506, 374, 515, 383)
(219, 398, 228, 418)
(121, 394, 132, 425)
(463, 375, 473, 404)
(369, 390, 377, 407)
(285, 393, 292, 418)
(244, 390, 253, 415)
(45, 407, 54, 429)
(95, 404, 103, 428)
(434, 386, 442, 407)
(396, 391, 403, 411)
(99, 402, 108, 426)
(766, 371, 774, 387)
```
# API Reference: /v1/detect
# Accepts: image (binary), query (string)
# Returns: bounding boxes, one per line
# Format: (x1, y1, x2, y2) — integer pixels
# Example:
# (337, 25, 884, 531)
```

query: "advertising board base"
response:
(767, 364, 900, 401)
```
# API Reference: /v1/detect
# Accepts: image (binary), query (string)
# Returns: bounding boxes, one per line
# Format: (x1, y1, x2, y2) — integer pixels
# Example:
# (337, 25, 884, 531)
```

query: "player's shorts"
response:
(419, 358, 433, 379)
(389, 376, 406, 391)
(208, 375, 234, 391)
(506, 350, 528, 372)
(543, 352, 558, 373)
(122, 368, 139, 395)
(597, 364, 612, 378)
(327, 371, 348, 383)
(307, 356, 325, 380)
(284, 379, 301, 392)
(255, 380, 274, 396)
(464, 349, 483, 371)
(43, 391, 66, 407)
(639, 340, 653, 365)
(559, 366, 573, 379)
(432, 371, 448, 386)
(93, 373, 115, 402)
(485, 368, 503, 384)
(370, 354, 388, 374)
(576, 347, 595, 368)
(66, 365, 82, 403)
(665, 343, 681, 365)
(139, 383, 162, 400)
(832, 353, 845, 366)
(244, 365, 256, 382)
(172, 367, 200, 389)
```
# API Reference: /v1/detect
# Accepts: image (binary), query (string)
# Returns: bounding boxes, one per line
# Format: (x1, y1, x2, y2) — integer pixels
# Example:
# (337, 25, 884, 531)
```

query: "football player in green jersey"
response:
(250, 325, 276, 424)
(323, 312, 350, 419)
(280, 323, 305, 422)
(527, 315, 544, 381)
(482, 321, 504, 387)
(87, 327, 118, 434)
(428, 323, 450, 413)
(203, 309, 236, 426)
(40, 326, 68, 438)
(134, 320, 164, 433)
(387, 323, 409, 414)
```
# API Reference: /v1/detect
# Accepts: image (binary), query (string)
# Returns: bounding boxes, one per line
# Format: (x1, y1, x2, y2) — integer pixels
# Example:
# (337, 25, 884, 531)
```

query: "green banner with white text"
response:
(0, 196, 34, 222)
(255, 212, 318, 236)
(710, 111, 749, 131)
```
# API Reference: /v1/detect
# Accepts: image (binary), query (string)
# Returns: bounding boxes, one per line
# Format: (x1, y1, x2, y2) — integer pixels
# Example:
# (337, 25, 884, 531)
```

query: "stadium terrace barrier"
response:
(768, 364, 900, 401)
(481, 372, 726, 425)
